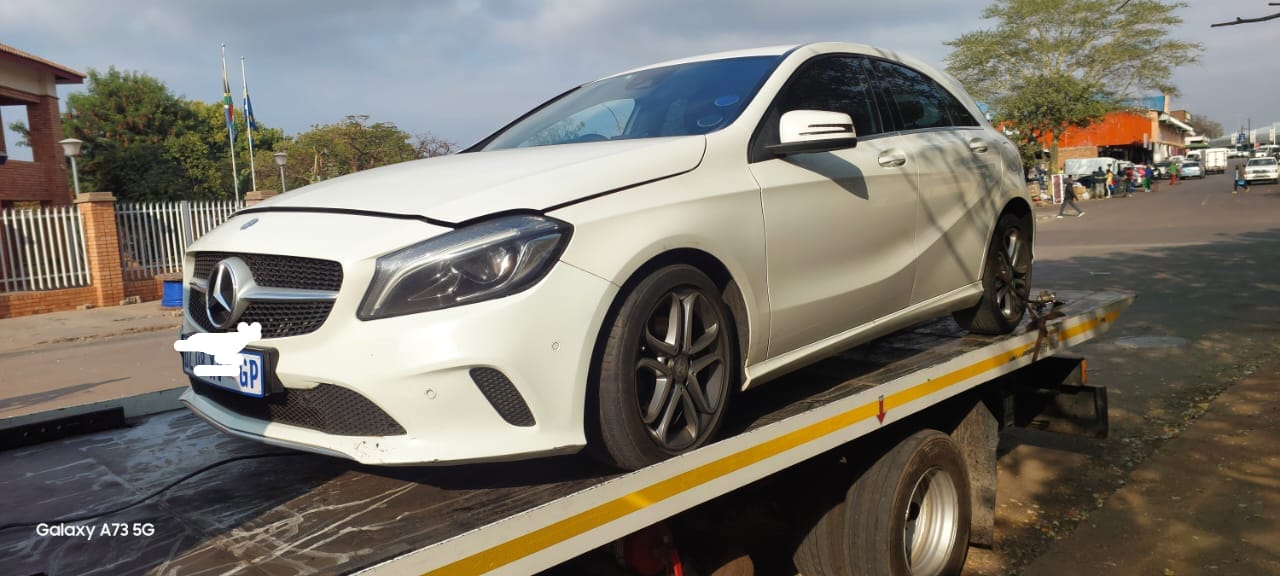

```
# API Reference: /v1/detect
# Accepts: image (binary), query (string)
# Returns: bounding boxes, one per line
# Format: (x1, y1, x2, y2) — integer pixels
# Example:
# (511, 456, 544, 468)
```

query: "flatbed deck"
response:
(0, 290, 1134, 576)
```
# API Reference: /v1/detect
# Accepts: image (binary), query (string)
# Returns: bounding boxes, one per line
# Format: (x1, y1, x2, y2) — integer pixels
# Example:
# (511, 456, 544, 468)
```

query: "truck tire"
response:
(953, 211, 1032, 335)
(795, 430, 971, 576)
(591, 265, 737, 471)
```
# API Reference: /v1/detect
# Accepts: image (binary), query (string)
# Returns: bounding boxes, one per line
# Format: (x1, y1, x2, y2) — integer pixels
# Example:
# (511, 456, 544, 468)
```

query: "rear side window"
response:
(871, 60, 978, 130)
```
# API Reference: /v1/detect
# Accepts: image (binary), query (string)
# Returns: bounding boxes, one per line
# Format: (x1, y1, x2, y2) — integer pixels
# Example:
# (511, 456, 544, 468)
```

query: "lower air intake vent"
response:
(469, 368, 536, 427)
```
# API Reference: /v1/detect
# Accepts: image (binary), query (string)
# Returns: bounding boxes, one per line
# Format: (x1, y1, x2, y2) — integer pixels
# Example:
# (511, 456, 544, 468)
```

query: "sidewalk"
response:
(0, 300, 183, 356)
(1024, 357, 1280, 576)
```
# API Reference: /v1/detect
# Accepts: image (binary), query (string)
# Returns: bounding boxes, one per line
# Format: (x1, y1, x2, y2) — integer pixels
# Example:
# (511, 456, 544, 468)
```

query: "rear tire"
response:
(953, 211, 1032, 335)
(795, 431, 972, 576)
(591, 265, 737, 471)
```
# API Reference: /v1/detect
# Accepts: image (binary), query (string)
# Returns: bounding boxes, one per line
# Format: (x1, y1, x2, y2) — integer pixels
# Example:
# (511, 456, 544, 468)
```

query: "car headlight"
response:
(358, 214, 572, 320)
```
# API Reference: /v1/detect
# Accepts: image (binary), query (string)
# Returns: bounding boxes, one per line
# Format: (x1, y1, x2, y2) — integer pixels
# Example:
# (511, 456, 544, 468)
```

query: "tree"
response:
(1186, 115, 1223, 139)
(945, 0, 1202, 169)
(58, 67, 197, 200)
(413, 131, 458, 158)
(291, 115, 419, 182)
(999, 73, 1118, 167)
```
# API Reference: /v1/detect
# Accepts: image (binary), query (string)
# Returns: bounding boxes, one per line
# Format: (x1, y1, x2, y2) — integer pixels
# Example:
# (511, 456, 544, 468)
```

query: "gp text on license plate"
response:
(182, 350, 266, 397)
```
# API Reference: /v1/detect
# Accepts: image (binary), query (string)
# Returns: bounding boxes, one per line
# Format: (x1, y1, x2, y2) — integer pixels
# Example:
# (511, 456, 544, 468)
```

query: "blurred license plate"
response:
(182, 350, 266, 397)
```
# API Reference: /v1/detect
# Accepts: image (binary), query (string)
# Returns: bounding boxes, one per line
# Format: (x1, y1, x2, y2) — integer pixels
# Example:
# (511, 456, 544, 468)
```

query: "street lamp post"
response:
(59, 138, 84, 195)
(273, 152, 288, 194)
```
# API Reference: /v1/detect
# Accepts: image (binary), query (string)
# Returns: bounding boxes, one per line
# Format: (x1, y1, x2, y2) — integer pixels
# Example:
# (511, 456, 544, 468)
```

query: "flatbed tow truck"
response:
(1, 290, 1133, 576)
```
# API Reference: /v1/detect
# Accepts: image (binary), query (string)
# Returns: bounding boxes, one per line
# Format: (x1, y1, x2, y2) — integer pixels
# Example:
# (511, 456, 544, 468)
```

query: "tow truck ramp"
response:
(1, 290, 1133, 576)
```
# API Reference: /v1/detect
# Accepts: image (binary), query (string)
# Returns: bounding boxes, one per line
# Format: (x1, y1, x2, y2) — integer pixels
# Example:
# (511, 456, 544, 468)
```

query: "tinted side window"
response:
(776, 55, 883, 137)
(871, 60, 951, 131)
(942, 89, 981, 127)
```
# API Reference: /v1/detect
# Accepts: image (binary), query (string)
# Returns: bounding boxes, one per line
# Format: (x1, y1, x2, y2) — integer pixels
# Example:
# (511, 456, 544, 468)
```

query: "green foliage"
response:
(292, 115, 418, 182)
(999, 72, 1119, 168)
(6, 121, 29, 147)
(945, 0, 1202, 102)
(33, 68, 455, 201)
(945, 0, 1202, 169)
(52, 67, 289, 201)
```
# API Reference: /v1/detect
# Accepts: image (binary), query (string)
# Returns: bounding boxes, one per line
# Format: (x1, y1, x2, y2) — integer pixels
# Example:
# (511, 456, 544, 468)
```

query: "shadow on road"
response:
(969, 227, 1280, 574)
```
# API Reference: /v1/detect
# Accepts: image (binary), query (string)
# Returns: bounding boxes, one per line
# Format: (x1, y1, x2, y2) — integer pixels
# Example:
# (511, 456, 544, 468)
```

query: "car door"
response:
(748, 54, 920, 357)
(869, 59, 999, 305)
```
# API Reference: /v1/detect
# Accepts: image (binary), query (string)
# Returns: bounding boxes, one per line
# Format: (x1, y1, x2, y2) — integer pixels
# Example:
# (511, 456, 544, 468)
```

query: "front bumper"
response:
(1245, 172, 1278, 182)
(179, 212, 618, 465)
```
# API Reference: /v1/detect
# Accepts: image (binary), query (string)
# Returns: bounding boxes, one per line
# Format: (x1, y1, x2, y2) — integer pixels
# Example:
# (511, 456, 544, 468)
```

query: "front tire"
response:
(953, 211, 1032, 335)
(592, 265, 737, 471)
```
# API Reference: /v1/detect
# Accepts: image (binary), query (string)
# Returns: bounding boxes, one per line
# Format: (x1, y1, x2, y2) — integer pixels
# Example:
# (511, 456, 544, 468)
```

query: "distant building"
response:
(1049, 94, 1196, 167)
(0, 42, 85, 207)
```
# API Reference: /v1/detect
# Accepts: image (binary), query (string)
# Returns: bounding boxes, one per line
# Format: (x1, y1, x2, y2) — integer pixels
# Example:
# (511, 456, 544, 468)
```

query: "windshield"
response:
(479, 56, 781, 151)
(1249, 158, 1277, 166)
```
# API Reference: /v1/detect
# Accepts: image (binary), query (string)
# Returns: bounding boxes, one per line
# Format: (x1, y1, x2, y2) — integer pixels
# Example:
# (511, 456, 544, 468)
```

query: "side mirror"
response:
(767, 110, 858, 156)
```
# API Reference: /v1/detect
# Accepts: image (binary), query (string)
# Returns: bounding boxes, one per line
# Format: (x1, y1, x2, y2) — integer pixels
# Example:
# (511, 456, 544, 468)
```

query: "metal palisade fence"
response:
(116, 200, 242, 281)
(0, 205, 92, 293)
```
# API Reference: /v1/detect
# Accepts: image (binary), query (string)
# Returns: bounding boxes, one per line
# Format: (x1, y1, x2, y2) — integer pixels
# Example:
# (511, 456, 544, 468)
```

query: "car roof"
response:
(602, 41, 938, 80)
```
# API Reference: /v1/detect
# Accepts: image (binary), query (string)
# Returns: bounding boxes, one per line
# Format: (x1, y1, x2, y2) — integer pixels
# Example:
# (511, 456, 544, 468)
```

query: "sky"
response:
(2, 0, 1278, 160)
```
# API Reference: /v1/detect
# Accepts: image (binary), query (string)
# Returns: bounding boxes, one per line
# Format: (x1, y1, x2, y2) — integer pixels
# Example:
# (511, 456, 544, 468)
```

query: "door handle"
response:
(968, 138, 989, 153)
(878, 150, 907, 168)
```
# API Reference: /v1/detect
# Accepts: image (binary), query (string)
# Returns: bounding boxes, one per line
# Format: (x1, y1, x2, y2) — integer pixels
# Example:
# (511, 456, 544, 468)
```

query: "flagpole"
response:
(221, 44, 240, 204)
(240, 57, 258, 192)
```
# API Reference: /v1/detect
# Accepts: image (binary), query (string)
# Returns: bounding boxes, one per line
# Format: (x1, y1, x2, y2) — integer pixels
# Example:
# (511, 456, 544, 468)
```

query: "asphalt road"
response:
(967, 161, 1280, 574)
(0, 330, 185, 419)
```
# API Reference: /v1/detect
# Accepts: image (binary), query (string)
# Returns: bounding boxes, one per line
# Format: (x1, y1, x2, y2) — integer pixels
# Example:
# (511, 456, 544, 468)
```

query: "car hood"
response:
(251, 136, 707, 224)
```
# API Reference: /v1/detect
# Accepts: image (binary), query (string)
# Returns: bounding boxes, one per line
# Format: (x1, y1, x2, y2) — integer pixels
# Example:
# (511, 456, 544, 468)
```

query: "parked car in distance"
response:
(1179, 161, 1204, 179)
(1245, 157, 1280, 184)
(175, 42, 1034, 470)
(1153, 161, 1171, 178)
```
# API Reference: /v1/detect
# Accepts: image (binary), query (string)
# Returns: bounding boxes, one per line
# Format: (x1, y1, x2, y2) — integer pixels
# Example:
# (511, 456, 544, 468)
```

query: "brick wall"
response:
(124, 277, 164, 302)
(0, 285, 98, 318)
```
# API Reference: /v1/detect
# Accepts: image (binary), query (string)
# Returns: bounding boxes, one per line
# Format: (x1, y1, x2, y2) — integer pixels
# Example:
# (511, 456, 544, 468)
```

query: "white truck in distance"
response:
(1201, 148, 1229, 174)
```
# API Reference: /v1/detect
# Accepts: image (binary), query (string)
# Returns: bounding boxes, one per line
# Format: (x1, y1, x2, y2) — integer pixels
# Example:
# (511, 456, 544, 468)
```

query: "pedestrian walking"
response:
(1105, 168, 1115, 198)
(1057, 174, 1085, 218)
(1233, 164, 1250, 194)
(1169, 161, 1179, 186)
(1143, 164, 1153, 192)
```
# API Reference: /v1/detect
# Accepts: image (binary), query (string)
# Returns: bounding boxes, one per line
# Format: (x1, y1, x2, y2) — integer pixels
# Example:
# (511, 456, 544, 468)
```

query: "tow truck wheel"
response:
(848, 429, 971, 576)
(795, 430, 970, 576)
(593, 265, 736, 471)
(954, 211, 1032, 335)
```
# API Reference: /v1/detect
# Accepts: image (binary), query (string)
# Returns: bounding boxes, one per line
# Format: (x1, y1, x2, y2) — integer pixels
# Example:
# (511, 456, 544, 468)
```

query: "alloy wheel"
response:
(634, 288, 728, 451)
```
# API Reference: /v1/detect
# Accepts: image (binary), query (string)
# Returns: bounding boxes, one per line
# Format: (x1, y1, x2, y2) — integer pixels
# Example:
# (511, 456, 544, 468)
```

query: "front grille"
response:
(193, 252, 343, 291)
(191, 379, 406, 437)
(188, 291, 335, 338)
(188, 252, 343, 338)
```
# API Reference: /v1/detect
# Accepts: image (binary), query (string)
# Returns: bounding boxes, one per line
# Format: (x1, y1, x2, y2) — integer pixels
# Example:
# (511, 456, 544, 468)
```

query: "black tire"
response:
(795, 431, 971, 576)
(953, 211, 1032, 335)
(592, 265, 737, 471)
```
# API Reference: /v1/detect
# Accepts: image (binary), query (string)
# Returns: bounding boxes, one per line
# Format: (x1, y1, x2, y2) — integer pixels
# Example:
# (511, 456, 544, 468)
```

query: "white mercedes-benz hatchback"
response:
(178, 42, 1033, 469)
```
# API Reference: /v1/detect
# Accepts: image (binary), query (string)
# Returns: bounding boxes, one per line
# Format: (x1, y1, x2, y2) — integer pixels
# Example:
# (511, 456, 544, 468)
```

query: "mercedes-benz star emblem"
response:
(206, 257, 253, 330)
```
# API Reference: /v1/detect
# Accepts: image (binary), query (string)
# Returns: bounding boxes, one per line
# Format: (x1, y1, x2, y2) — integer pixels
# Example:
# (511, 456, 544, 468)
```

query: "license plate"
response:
(182, 349, 267, 397)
